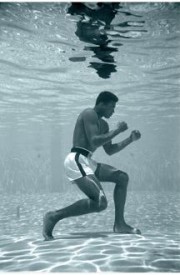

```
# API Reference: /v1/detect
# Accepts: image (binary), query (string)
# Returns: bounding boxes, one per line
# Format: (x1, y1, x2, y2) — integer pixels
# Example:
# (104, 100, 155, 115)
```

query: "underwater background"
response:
(0, 2, 179, 272)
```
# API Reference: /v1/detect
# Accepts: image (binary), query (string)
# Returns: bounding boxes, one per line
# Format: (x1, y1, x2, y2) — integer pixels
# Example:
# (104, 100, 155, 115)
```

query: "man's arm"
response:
(103, 130, 141, 156)
(83, 109, 127, 149)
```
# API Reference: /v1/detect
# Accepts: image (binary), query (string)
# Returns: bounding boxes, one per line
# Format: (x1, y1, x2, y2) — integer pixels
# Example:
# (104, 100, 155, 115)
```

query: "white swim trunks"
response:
(64, 147, 98, 182)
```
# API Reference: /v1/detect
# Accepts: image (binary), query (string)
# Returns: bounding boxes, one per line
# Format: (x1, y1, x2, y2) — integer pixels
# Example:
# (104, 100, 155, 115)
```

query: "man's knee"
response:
(121, 172, 129, 184)
(114, 170, 129, 186)
(93, 195, 108, 212)
(99, 195, 108, 211)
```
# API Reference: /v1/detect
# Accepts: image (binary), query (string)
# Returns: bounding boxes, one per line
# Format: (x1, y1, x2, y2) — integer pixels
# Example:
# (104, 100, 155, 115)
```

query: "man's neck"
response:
(93, 106, 103, 119)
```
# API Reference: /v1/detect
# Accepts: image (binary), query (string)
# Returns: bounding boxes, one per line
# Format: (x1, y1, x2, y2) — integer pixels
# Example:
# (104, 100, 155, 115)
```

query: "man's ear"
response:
(99, 102, 106, 108)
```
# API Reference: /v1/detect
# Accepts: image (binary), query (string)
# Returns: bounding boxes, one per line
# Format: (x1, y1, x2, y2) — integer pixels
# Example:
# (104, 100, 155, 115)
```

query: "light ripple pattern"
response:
(0, 191, 180, 272)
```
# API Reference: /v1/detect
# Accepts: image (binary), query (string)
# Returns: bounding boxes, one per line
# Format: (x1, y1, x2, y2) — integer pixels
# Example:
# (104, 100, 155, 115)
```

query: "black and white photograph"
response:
(0, 1, 180, 273)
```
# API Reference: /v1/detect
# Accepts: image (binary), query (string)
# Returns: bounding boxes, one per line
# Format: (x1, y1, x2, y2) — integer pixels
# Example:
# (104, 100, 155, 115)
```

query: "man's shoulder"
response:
(81, 108, 97, 119)
(82, 108, 95, 114)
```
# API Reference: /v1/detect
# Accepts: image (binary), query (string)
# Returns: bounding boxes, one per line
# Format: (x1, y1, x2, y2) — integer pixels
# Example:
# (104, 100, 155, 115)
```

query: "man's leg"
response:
(95, 163, 141, 234)
(43, 174, 107, 240)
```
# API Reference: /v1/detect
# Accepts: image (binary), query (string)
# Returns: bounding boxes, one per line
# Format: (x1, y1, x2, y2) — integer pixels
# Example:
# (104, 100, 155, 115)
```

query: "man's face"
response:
(103, 101, 116, 118)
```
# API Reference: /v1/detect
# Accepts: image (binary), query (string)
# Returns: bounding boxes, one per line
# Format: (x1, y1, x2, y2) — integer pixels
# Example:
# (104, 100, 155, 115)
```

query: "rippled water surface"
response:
(0, 2, 180, 272)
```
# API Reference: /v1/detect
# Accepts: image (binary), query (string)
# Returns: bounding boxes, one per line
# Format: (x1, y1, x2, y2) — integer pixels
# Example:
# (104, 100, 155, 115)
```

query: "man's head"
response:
(95, 91, 118, 118)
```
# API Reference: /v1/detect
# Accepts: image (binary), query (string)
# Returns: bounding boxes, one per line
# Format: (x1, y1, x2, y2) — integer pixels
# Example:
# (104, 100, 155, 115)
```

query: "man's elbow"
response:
(105, 144, 117, 156)
(105, 147, 114, 156)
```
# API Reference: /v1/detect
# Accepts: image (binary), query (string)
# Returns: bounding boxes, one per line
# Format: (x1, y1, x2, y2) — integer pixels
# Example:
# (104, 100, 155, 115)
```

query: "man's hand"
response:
(116, 121, 128, 134)
(130, 130, 141, 142)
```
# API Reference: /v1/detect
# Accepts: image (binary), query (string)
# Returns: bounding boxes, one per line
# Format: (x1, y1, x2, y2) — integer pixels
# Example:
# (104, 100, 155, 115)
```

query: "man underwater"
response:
(43, 91, 141, 240)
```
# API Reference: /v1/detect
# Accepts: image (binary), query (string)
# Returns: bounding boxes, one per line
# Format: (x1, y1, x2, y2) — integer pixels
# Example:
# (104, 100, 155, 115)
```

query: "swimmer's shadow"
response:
(55, 231, 113, 240)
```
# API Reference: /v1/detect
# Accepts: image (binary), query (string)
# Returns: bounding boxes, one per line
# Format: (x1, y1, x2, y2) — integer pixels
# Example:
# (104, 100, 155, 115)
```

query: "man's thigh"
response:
(74, 174, 105, 201)
(95, 163, 125, 182)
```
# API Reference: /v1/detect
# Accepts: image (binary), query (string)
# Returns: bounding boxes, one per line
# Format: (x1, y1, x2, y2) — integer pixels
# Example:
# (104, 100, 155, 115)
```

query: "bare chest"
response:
(98, 119, 108, 134)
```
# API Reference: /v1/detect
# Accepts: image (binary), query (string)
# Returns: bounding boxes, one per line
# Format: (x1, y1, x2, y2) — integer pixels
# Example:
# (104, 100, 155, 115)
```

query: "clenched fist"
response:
(130, 130, 141, 142)
(116, 121, 128, 134)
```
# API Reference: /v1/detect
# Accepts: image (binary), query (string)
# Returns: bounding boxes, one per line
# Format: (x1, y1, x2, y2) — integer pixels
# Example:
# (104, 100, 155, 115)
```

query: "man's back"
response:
(73, 108, 98, 152)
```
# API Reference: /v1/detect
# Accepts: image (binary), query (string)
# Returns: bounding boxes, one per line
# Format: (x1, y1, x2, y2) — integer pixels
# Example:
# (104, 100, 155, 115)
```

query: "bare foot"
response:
(43, 212, 56, 241)
(113, 224, 141, 235)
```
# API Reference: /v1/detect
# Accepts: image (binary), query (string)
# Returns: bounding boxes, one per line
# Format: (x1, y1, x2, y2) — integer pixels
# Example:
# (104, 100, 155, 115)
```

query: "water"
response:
(0, 2, 180, 272)
(0, 190, 180, 272)
(0, 2, 179, 193)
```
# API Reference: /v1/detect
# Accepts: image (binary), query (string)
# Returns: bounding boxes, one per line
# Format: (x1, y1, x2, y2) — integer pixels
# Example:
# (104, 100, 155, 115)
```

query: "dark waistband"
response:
(71, 147, 91, 157)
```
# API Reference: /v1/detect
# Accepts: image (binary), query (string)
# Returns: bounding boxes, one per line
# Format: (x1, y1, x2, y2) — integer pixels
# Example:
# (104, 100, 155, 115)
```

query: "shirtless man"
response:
(43, 91, 141, 240)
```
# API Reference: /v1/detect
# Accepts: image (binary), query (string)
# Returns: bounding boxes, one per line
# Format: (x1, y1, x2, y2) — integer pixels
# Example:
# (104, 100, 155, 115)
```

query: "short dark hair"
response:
(95, 91, 118, 105)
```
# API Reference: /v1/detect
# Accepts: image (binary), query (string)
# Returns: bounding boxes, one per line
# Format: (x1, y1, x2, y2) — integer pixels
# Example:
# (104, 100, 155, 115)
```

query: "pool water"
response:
(0, 2, 180, 272)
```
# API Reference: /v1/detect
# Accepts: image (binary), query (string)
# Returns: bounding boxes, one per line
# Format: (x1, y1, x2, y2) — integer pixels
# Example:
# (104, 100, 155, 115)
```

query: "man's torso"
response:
(73, 108, 108, 152)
